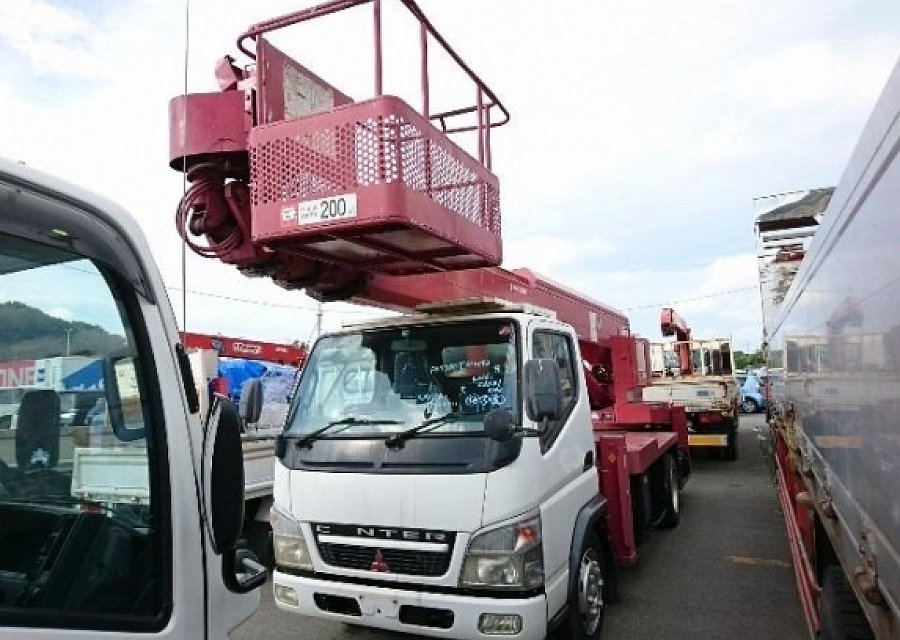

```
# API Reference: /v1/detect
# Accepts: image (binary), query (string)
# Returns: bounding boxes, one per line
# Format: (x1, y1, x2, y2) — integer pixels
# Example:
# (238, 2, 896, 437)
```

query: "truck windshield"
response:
(285, 319, 519, 439)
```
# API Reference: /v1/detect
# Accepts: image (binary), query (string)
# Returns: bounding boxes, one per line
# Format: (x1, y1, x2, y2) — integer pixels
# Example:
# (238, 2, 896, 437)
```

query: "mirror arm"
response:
(222, 547, 268, 594)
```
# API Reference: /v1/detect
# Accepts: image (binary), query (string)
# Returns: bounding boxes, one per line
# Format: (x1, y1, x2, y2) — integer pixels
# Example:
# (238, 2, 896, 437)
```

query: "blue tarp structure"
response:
(62, 359, 104, 390)
(218, 358, 299, 428)
(218, 359, 267, 399)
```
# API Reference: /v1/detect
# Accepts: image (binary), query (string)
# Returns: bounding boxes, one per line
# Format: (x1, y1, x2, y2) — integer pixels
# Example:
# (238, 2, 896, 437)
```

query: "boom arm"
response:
(361, 268, 628, 344)
(660, 307, 693, 375)
(180, 331, 307, 367)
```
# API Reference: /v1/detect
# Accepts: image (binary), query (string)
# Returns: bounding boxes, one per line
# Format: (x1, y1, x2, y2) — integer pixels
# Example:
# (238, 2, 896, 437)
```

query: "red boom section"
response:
(660, 307, 693, 375)
(359, 268, 628, 341)
(180, 331, 307, 367)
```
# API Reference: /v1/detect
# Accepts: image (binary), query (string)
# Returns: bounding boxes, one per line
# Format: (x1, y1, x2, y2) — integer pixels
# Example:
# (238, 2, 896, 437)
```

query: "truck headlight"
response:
(461, 514, 543, 589)
(270, 504, 313, 571)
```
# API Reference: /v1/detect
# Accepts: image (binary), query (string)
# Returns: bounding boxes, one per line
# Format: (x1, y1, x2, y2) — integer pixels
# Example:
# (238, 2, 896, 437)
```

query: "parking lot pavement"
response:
(602, 413, 805, 639)
(233, 412, 806, 640)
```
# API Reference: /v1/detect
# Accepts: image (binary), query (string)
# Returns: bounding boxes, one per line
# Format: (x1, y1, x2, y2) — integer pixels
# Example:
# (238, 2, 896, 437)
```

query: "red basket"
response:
(248, 95, 502, 275)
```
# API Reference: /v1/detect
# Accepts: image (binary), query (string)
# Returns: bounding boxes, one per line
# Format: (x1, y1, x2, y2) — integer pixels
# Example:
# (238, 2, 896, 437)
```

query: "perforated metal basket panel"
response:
(248, 96, 502, 273)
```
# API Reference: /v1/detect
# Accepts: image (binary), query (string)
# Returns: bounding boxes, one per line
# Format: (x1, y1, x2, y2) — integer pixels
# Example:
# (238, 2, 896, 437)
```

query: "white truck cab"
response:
(271, 301, 610, 639)
(0, 158, 266, 638)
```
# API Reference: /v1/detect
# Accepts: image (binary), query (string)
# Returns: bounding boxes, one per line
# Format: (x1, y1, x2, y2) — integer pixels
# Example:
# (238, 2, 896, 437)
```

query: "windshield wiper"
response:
(295, 416, 402, 449)
(384, 412, 461, 449)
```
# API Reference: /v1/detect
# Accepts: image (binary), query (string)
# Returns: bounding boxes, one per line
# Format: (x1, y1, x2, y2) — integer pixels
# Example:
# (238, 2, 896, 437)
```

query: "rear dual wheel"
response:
(819, 566, 875, 640)
(656, 453, 681, 529)
(724, 421, 738, 461)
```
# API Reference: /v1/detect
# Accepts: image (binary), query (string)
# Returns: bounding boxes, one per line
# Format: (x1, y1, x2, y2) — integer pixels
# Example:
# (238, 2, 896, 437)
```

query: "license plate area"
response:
(359, 593, 401, 618)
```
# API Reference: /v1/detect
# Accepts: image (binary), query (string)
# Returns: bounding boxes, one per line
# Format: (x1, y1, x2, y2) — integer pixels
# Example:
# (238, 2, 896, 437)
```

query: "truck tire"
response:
(563, 529, 606, 640)
(724, 422, 738, 461)
(656, 453, 680, 529)
(741, 398, 758, 413)
(819, 566, 875, 640)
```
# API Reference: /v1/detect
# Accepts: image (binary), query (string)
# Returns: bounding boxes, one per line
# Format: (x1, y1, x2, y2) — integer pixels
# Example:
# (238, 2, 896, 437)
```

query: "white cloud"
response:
(696, 119, 771, 164)
(0, 1, 104, 78)
(693, 35, 900, 167)
(1, 0, 897, 356)
(732, 39, 899, 113)
(503, 235, 616, 275)
(46, 307, 74, 322)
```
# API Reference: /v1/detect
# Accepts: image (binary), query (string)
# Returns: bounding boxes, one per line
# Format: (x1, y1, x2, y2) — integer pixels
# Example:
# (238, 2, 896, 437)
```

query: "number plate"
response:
(358, 594, 401, 618)
(688, 434, 728, 447)
(281, 193, 358, 227)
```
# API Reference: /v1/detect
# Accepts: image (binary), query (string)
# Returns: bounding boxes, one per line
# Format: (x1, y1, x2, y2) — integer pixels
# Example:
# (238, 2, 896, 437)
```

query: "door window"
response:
(532, 331, 578, 448)
(0, 232, 168, 631)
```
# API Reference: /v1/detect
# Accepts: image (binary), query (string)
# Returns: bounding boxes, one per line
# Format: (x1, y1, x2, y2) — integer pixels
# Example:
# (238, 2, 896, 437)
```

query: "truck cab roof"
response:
(340, 298, 561, 333)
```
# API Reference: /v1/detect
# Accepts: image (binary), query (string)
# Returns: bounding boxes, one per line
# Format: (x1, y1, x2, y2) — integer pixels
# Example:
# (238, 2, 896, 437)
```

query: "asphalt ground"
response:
(232, 413, 806, 640)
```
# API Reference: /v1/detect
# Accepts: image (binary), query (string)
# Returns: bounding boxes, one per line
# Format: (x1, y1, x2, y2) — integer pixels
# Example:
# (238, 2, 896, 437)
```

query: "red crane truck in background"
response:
(643, 308, 740, 459)
(180, 331, 307, 367)
(169, 1, 690, 637)
(755, 59, 900, 639)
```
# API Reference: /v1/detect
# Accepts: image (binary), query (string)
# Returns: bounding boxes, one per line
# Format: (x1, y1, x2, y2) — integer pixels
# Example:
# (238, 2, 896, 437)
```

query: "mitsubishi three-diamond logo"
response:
(370, 549, 390, 572)
(30, 448, 50, 467)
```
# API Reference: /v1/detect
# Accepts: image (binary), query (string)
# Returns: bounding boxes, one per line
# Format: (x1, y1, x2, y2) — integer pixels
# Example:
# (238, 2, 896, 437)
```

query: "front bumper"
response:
(273, 570, 548, 639)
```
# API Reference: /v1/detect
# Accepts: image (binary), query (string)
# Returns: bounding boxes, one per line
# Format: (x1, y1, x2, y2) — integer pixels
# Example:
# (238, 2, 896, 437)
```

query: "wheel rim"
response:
(670, 459, 680, 514)
(742, 400, 755, 413)
(577, 548, 604, 635)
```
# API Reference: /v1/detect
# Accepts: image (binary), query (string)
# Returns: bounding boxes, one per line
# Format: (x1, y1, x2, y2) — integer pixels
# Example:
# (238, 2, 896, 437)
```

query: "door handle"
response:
(583, 450, 594, 471)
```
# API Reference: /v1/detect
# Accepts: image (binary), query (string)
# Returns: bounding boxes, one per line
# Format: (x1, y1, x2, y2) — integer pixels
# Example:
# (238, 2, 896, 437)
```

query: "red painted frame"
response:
(235, 0, 510, 168)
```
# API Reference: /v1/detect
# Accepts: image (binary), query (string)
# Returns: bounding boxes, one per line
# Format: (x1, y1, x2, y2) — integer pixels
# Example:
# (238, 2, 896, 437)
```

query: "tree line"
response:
(0, 302, 125, 360)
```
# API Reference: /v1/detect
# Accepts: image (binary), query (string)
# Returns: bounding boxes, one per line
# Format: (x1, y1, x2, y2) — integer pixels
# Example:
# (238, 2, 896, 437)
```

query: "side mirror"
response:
(222, 547, 268, 594)
(524, 358, 562, 423)
(103, 353, 145, 442)
(203, 395, 268, 593)
(275, 432, 288, 458)
(484, 408, 515, 442)
(203, 395, 245, 554)
(239, 378, 263, 426)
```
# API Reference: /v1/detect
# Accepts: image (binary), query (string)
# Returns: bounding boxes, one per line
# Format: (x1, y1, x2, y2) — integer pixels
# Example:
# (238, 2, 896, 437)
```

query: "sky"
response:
(1, 0, 898, 353)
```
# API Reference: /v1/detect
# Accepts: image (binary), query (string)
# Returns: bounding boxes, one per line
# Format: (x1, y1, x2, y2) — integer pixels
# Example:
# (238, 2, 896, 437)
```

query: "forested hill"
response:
(0, 302, 126, 359)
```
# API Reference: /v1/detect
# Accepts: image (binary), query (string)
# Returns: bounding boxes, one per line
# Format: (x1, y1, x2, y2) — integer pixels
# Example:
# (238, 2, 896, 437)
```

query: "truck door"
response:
(527, 323, 599, 616)
(0, 165, 258, 638)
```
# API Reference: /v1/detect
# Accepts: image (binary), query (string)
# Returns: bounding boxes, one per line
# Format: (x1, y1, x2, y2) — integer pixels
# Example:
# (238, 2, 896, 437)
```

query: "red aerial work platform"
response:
(169, 0, 689, 566)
